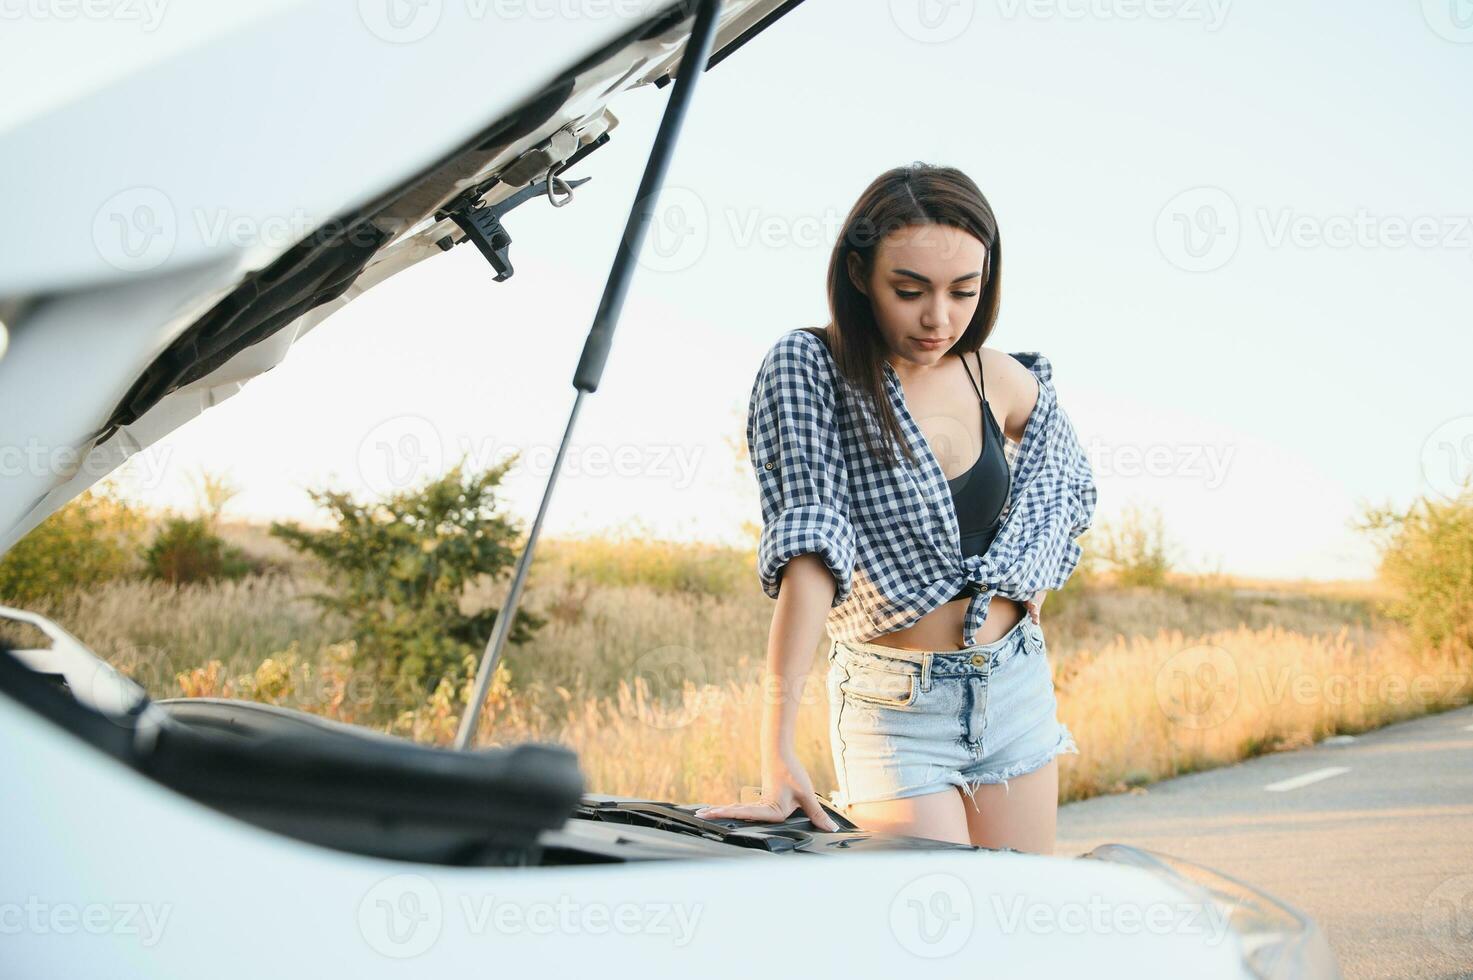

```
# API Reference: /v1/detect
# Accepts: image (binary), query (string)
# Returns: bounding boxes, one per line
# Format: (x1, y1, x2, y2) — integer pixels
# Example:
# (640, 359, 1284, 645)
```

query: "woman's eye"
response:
(894, 289, 977, 300)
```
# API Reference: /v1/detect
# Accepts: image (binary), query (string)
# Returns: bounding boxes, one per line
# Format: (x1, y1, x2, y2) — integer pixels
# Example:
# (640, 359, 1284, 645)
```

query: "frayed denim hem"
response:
(951, 722, 1080, 812)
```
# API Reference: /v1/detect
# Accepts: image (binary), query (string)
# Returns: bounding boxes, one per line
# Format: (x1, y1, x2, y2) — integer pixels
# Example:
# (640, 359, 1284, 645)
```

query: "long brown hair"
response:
(800, 163, 1003, 470)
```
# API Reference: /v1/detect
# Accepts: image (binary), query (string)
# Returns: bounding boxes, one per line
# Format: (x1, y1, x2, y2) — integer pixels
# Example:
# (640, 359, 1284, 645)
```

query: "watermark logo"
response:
(1085, 437, 1236, 489)
(630, 645, 711, 729)
(358, 0, 443, 43)
(0, 0, 169, 30)
(1421, 0, 1473, 42)
(0, 898, 173, 947)
(1155, 186, 1241, 273)
(357, 415, 446, 496)
(1419, 415, 1473, 502)
(631, 185, 710, 274)
(1155, 643, 1238, 729)
(0, 438, 175, 488)
(1257, 208, 1473, 252)
(86, 660, 153, 721)
(988, 893, 1232, 943)
(889, 0, 976, 43)
(1422, 873, 1473, 956)
(890, 872, 974, 958)
(93, 186, 177, 273)
(1159, 186, 1473, 272)
(912, 411, 981, 491)
(1251, 665, 1470, 711)
(356, 424, 707, 492)
(355, 881, 703, 953)
(91, 188, 368, 275)
(459, 895, 702, 943)
(358, 874, 443, 958)
(993, 0, 1231, 31)
(357, 0, 678, 41)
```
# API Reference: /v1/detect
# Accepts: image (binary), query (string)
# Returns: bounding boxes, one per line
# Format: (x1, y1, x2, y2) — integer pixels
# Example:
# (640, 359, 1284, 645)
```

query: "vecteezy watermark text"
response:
(357, 874, 703, 958)
(1157, 186, 1473, 273)
(0, 0, 168, 30)
(0, 898, 172, 947)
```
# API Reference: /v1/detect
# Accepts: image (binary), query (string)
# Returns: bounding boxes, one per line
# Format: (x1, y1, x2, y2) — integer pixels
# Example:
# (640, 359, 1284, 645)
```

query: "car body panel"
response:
(0, 690, 1254, 978)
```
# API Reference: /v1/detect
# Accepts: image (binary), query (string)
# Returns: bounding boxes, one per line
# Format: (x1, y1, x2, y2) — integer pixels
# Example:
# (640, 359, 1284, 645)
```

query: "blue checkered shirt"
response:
(746, 328, 1097, 648)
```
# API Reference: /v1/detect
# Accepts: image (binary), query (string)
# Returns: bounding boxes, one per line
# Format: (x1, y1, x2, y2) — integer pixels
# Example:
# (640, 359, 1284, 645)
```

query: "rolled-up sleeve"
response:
(746, 331, 857, 606)
(989, 353, 1099, 599)
(1053, 395, 1098, 584)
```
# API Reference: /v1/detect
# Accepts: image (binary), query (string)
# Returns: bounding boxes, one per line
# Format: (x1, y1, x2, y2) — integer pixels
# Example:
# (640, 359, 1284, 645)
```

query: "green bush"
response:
(0, 484, 145, 606)
(268, 454, 544, 701)
(1357, 488, 1473, 656)
(141, 516, 254, 585)
(1094, 502, 1176, 588)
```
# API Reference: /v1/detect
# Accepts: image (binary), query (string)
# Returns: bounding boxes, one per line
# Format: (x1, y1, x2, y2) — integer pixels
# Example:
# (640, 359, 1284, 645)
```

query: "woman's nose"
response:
(921, 295, 948, 330)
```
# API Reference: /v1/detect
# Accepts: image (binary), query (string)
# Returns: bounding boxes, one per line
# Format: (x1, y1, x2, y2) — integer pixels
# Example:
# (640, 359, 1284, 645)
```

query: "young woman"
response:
(694, 164, 1097, 853)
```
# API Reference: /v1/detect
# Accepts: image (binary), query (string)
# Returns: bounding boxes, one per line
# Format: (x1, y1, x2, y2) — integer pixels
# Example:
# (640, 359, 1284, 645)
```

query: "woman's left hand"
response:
(1025, 590, 1046, 624)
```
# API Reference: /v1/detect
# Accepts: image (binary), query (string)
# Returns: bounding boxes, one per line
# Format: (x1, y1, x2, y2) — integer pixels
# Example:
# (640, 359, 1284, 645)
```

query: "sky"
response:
(33, 0, 1473, 580)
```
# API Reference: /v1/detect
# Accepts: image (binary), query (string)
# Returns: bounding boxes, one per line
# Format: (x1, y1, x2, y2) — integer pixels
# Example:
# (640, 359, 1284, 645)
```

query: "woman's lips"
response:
(913, 337, 947, 349)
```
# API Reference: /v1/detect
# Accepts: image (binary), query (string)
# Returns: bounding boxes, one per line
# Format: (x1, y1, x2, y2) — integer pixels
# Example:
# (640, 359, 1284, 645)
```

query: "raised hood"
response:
(0, 0, 805, 558)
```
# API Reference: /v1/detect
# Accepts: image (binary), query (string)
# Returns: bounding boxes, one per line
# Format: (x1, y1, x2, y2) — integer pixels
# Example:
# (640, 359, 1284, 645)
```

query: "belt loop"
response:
(921, 651, 932, 693)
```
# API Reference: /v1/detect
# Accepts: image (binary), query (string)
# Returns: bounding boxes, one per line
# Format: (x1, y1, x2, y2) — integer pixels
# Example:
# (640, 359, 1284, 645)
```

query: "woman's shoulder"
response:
(981, 347, 1053, 439)
(752, 328, 844, 413)
(760, 327, 838, 379)
(767, 326, 832, 361)
(984, 347, 1053, 383)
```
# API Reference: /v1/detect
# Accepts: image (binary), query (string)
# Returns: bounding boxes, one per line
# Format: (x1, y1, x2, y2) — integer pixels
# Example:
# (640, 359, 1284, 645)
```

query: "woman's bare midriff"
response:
(863, 350, 1028, 654)
(866, 593, 1026, 653)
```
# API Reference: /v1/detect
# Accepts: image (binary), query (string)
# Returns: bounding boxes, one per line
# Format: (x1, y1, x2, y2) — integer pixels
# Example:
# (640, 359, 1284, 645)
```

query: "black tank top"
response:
(947, 351, 1010, 601)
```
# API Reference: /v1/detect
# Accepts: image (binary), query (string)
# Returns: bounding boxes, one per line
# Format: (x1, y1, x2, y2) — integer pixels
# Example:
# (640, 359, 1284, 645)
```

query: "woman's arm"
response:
(693, 552, 840, 831)
(761, 553, 836, 757)
(694, 331, 852, 831)
(984, 347, 1041, 444)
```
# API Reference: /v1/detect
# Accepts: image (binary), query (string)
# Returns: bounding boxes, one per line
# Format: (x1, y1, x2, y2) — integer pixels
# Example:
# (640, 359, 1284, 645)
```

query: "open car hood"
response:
(0, 603, 1343, 978)
(0, 0, 806, 556)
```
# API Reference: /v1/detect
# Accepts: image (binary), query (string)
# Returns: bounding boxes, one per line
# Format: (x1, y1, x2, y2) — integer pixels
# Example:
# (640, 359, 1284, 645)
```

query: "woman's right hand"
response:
(692, 750, 840, 832)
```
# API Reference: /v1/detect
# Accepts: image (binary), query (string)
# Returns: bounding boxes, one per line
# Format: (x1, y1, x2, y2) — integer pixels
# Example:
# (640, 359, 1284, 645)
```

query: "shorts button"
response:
(970, 653, 985, 667)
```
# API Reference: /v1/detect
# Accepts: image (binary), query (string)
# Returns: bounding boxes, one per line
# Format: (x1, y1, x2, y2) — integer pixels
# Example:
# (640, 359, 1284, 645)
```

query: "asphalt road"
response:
(1055, 704, 1473, 980)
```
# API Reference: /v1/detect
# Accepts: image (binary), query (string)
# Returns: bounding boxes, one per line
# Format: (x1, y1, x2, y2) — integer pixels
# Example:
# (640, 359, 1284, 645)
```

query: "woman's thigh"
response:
(826, 642, 975, 831)
(962, 757, 1059, 854)
(845, 787, 973, 845)
(956, 618, 1074, 854)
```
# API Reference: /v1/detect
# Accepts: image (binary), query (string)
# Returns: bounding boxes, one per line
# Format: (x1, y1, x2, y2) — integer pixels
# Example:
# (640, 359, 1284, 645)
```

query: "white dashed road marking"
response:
(1264, 767, 1351, 792)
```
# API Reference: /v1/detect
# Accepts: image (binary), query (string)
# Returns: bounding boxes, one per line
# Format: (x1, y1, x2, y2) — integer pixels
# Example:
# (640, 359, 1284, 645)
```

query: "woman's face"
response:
(848, 223, 988, 370)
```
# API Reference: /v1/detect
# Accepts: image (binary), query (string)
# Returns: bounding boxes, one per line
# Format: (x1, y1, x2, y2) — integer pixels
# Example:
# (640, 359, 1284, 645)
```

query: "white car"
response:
(0, 2, 1339, 977)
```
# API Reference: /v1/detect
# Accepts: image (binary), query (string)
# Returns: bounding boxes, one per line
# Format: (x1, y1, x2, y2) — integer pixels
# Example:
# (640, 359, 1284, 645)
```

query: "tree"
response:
(1094, 502, 1177, 588)
(269, 454, 544, 701)
(0, 480, 144, 605)
(1355, 488, 1473, 657)
(140, 466, 251, 585)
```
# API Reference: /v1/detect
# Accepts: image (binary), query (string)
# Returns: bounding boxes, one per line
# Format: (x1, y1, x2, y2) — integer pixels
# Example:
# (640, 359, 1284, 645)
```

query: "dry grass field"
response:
(6, 516, 1465, 809)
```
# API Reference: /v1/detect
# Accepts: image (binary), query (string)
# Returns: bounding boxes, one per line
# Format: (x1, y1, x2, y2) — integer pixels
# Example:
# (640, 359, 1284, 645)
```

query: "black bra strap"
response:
(960, 350, 984, 403)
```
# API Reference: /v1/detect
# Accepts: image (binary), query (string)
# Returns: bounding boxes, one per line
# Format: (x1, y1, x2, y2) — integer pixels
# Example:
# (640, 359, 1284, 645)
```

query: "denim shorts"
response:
(826, 614, 1078, 813)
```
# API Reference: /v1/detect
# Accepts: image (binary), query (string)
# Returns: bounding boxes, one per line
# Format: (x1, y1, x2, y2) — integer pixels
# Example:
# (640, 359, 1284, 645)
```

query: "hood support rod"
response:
(455, 0, 724, 750)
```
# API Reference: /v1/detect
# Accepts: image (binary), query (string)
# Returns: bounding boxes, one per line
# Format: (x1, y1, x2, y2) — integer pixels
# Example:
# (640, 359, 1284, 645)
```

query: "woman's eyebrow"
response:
(891, 268, 983, 284)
